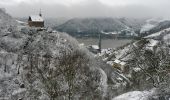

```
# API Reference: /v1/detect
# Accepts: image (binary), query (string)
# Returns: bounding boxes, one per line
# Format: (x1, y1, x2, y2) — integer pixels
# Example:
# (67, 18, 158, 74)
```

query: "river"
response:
(77, 38, 132, 49)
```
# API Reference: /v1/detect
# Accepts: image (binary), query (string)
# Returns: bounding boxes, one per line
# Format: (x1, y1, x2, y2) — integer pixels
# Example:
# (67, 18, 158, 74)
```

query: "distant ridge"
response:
(53, 18, 146, 37)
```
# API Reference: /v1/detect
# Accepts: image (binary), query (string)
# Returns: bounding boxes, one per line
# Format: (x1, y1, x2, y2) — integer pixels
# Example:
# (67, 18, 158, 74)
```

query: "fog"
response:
(0, 0, 170, 18)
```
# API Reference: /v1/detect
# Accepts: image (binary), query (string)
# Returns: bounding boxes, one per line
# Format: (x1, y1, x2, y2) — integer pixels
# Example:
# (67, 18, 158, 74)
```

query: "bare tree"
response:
(127, 39, 170, 89)
(24, 47, 89, 100)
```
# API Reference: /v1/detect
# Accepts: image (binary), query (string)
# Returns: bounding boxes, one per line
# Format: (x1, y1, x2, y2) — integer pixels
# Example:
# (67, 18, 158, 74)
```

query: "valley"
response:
(0, 3, 170, 99)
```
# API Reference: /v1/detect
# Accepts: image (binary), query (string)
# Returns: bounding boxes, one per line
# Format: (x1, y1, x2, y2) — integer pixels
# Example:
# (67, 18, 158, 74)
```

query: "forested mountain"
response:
(148, 20, 170, 34)
(140, 18, 170, 37)
(54, 18, 145, 37)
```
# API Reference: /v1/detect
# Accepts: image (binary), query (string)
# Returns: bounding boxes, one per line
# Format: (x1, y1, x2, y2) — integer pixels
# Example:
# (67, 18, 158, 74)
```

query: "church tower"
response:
(39, 9, 42, 17)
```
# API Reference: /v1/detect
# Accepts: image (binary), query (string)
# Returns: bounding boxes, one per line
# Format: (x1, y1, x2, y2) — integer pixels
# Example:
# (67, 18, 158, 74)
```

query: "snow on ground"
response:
(145, 31, 162, 38)
(106, 61, 114, 65)
(133, 67, 141, 72)
(114, 59, 121, 64)
(140, 24, 155, 33)
(112, 91, 153, 100)
(115, 46, 131, 60)
(97, 48, 113, 59)
(29, 15, 44, 22)
(114, 59, 126, 66)
(120, 62, 126, 66)
(163, 34, 170, 40)
(101, 31, 119, 35)
(163, 34, 170, 45)
(16, 20, 26, 24)
(147, 39, 159, 47)
(91, 45, 99, 50)
(145, 28, 170, 38)
(98, 68, 108, 96)
(12, 88, 26, 95)
(140, 18, 163, 33)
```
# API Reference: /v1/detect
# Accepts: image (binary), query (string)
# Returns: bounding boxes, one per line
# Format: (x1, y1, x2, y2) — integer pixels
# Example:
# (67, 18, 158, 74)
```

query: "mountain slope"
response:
(0, 9, 133, 100)
(140, 18, 170, 37)
(55, 18, 127, 36)
(119, 18, 146, 32)
(54, 18, 145, 37)
(0, 9, 18, 35)
(148, 20, 170, 34)
(98, 27, 170, 99)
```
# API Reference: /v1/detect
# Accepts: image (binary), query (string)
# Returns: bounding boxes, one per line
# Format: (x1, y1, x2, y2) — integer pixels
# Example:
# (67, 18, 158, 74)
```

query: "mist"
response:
(0, 0, 170, 18)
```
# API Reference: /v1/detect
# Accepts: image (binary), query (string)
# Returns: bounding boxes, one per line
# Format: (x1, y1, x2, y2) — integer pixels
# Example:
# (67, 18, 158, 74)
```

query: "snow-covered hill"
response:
(0, 8, 137, 100)
(54, 18, 145, 37)
(97, 27, 170, 100)
(140, 18, 160, 33)
(140, 18, 170, 36)
(0, 9, 18, 36)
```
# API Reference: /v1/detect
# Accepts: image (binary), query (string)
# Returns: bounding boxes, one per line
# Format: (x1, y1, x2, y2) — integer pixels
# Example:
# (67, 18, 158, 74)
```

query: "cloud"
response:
(99, 0, 170, 6)
(0, 0, 170, 18)
(1, 0, 169, 6)
(0, 0, 87, 6)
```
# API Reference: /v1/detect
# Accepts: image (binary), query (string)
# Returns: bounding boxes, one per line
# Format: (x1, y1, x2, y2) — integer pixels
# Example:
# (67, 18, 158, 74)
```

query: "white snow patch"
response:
(145, 28, 170, 38)
(114, 59, 126, 66)
(101, 31, 119, 35)
(145, 32, 162, 38)
(79, 43, 84, 47)
(29, 15, 44, 22)
(147, 39, 159, 47)
(133, 67, 141, 72)
(120, 62, 126, 66)
(114, 59, 121, 64)
(106, 61, 114, 65)
(163, 34, 170, 45)
(140, 24, 155, 33)
(12, 88, 26, 95)
(140, 18, 167, 34)
(98, 68, 108, 97)
(103, 57, 108, 61)
(91, 45, 99, 49)
(98, 48, 113, 57)
(16, 20, 26, 24)
(112, 91, 152, 100)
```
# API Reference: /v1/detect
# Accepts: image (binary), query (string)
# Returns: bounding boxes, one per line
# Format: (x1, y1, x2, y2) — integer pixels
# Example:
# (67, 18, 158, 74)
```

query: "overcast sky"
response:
(0, 0, 169, 18)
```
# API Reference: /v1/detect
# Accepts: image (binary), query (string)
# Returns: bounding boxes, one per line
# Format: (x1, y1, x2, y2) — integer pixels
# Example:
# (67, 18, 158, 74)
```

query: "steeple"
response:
(39, 9, 42, 17)
(98, 32, 102, 53)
